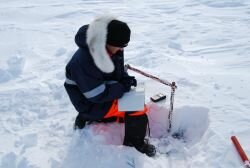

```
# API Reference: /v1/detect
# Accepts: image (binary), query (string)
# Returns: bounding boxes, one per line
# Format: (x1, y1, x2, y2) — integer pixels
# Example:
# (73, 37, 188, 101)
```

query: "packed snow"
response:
(0, 0, 250, 168)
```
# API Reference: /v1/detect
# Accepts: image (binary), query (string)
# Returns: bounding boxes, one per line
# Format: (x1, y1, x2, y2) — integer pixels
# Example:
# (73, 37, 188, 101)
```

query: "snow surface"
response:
(0, 0, 250, 167)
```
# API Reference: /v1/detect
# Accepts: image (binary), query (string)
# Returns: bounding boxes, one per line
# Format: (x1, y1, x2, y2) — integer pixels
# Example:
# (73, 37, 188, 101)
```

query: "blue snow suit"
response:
(64, 25, 128, 120)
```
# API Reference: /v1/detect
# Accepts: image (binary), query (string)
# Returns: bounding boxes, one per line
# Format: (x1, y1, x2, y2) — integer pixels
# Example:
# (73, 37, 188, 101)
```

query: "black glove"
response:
(120, 76, 137, 92)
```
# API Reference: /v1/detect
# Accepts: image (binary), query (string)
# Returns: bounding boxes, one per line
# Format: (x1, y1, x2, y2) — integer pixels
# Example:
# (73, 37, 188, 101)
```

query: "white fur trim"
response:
(86, 15, 116, 73)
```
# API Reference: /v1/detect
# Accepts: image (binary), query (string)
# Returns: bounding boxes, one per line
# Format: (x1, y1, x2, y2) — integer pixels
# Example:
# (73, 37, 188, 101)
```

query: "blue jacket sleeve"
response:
(70, 61, 125, 103)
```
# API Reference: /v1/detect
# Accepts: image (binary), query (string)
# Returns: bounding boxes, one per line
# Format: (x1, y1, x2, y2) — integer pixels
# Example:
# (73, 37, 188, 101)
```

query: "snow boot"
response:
(123, 113, 156, 157)
(74, 113, 87, 130)
(74, 115, 124, 130)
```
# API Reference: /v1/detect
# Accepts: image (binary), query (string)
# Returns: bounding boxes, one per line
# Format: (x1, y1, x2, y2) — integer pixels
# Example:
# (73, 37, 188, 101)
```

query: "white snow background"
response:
(0, 0, 250, 168)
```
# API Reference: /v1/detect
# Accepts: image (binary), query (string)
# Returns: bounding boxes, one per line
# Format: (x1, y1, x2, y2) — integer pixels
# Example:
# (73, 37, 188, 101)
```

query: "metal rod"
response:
(125, 64, 173, 87)
(168, 82, 176, 132)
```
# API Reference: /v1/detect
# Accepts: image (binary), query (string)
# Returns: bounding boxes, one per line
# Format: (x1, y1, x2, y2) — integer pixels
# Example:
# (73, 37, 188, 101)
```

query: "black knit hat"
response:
(107, 20, 131, 47)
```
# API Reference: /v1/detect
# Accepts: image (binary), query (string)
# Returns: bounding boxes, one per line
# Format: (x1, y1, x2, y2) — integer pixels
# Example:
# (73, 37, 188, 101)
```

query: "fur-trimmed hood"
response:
(75, 15, 116, 73)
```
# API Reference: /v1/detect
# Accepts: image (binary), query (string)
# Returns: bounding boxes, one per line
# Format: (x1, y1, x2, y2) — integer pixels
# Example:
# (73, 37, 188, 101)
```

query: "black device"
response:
(150, 93, 167, 102)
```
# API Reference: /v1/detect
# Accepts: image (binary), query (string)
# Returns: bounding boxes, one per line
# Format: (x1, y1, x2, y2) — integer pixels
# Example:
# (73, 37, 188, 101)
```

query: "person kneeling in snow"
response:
(64, 15, 156, 157)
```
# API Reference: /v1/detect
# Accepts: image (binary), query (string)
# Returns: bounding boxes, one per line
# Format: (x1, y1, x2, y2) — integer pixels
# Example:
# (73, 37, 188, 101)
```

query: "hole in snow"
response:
(147, 103, 209, 146)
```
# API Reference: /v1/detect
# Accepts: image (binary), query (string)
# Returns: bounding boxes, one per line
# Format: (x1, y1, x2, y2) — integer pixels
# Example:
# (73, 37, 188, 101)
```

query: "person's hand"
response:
(120, 76, 137, 92)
